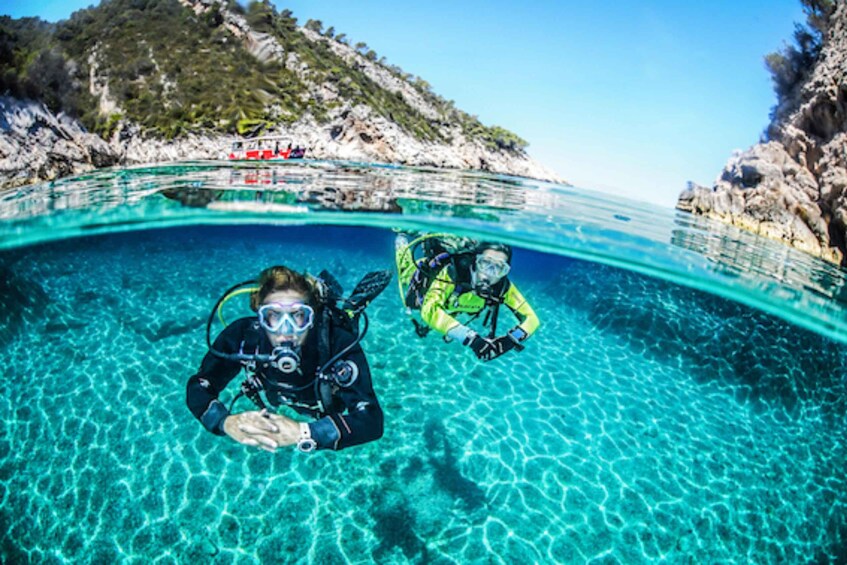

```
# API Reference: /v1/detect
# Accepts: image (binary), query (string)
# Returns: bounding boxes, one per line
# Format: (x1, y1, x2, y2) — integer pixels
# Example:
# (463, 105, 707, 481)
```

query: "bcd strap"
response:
(318, 306, 333, 369)
(488, 303, 500, 338)
(479, 279, 509, 338)
(243, 320, 262, 350)
(407, 254, 450, 309)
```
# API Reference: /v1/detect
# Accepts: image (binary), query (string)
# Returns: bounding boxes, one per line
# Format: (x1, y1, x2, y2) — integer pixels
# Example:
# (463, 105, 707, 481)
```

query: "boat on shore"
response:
(228, 136, 307, 160)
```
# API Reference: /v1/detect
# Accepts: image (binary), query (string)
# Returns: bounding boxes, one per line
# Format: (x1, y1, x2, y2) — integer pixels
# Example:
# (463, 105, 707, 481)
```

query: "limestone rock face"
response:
(678, 3, 847, 264)
(0, 96, 120, 189)
(0, 95, 559, 190)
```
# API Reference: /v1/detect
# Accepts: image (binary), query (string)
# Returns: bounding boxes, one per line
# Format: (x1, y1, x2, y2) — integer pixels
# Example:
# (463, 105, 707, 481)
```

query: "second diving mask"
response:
(258, 302, 315, 335)
(474, 255, 510, 282)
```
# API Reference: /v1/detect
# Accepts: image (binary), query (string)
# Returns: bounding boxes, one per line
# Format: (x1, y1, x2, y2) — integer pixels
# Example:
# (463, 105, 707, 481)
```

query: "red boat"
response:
(228, 136, 307, 160)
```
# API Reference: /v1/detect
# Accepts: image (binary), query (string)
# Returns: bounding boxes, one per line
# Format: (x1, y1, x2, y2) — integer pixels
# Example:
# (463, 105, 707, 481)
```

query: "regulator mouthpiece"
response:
(474, 280, 493, 297)
(272, 343, 301, 373)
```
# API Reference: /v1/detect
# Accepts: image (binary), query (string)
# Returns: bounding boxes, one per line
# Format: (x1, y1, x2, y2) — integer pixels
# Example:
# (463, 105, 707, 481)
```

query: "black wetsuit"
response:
(186, 317, 383, 450)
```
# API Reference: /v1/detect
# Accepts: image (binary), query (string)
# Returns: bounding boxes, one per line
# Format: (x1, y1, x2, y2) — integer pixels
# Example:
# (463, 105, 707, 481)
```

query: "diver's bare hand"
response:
(262, 413, 301, 448)
(223, 409, 288, 452)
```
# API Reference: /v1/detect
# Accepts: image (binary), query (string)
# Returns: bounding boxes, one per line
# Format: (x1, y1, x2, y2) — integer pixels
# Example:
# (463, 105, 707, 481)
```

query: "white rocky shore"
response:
(0, 95, 562, 191)
(0, 96, 119, 189)
(120, 102, 562, 180)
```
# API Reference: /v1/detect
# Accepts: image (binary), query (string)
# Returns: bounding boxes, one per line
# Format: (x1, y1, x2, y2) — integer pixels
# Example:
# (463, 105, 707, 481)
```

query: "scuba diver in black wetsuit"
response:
(186, 265, 391, 452)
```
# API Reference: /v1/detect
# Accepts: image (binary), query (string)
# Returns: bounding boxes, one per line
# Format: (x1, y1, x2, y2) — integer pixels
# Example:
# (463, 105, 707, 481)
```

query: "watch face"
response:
(510, 328, 527, 341)
(298, 438, 317, 453)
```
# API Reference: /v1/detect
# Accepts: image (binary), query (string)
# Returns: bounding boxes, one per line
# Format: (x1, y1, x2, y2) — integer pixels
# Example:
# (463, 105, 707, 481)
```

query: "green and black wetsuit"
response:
(396, 240, 540, 339)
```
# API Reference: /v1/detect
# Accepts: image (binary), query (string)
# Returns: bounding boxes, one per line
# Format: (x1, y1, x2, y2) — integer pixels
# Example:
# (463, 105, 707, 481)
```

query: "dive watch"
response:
(507, 327, 528, 351)
(297, 422, 317, 453)
(507, 326, 528, 344)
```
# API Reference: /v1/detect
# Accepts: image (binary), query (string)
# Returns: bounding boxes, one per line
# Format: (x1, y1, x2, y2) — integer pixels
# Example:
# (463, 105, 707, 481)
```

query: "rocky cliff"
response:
(678, 2, 846, 264)
(0, 96, 121, 188)
(0, 0, 561, 190)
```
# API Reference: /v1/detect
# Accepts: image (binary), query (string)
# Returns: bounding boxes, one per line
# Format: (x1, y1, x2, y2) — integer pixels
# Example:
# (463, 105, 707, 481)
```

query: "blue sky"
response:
(5, 0, 806, 207)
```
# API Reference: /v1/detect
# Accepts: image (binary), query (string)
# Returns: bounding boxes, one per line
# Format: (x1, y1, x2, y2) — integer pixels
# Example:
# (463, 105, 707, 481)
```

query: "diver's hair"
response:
(476, 242, 512, 263)
(250, 265, 317, 311)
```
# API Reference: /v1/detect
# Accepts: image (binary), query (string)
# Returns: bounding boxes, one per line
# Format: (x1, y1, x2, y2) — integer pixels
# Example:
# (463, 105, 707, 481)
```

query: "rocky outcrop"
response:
(678, 3, 847, 264)
(0, 96, 121, 189)
(297, 26, 441, 121)
(180, 0, 286, 64)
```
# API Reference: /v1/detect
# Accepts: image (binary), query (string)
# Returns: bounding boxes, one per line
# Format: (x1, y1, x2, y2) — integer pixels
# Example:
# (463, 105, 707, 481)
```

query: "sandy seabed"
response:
(0, 225, 844, 564)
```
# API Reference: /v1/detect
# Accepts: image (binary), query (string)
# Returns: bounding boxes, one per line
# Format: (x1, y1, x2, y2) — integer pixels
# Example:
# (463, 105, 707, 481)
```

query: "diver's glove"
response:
(485, 336, 517, 360)
(484, 327, 529, 361)
(463, 331, 496, 361)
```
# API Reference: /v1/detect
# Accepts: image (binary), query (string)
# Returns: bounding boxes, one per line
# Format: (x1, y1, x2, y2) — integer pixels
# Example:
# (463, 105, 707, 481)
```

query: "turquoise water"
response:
(1, 161, 846, 563)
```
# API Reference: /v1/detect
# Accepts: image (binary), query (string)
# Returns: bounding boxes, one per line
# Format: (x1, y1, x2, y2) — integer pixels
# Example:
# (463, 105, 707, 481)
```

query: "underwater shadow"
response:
(366, 419, 487, 561)
(545, 261, 847, 425)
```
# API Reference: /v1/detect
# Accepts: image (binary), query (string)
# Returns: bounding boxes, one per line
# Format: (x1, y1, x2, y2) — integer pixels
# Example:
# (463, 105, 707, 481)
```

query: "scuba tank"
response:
(398, 233, 479, 310)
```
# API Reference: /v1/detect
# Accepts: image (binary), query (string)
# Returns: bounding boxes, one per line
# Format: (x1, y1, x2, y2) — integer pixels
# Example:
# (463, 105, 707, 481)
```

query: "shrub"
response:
(765, 0, 836, 102)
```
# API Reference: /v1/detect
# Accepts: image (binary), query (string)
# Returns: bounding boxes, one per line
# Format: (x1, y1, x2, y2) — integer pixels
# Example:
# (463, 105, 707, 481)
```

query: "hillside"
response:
(0, 0, 560, 188)
(678, 1, 845, 264)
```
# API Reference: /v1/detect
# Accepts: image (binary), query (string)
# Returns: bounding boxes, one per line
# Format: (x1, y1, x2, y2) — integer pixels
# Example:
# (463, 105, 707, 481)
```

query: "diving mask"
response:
(258, 302, 315, 335)
(474, 255, 510, 281)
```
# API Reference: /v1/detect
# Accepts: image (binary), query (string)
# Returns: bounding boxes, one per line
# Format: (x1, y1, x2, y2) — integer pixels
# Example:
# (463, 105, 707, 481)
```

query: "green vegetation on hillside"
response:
(0, 0, 528, 152)
(54, 0, 312, 138)
(0, 17, 76, 114)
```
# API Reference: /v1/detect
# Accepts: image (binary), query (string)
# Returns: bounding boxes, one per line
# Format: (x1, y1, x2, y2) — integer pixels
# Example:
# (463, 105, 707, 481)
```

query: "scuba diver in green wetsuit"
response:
(395, 233, 540, 361)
